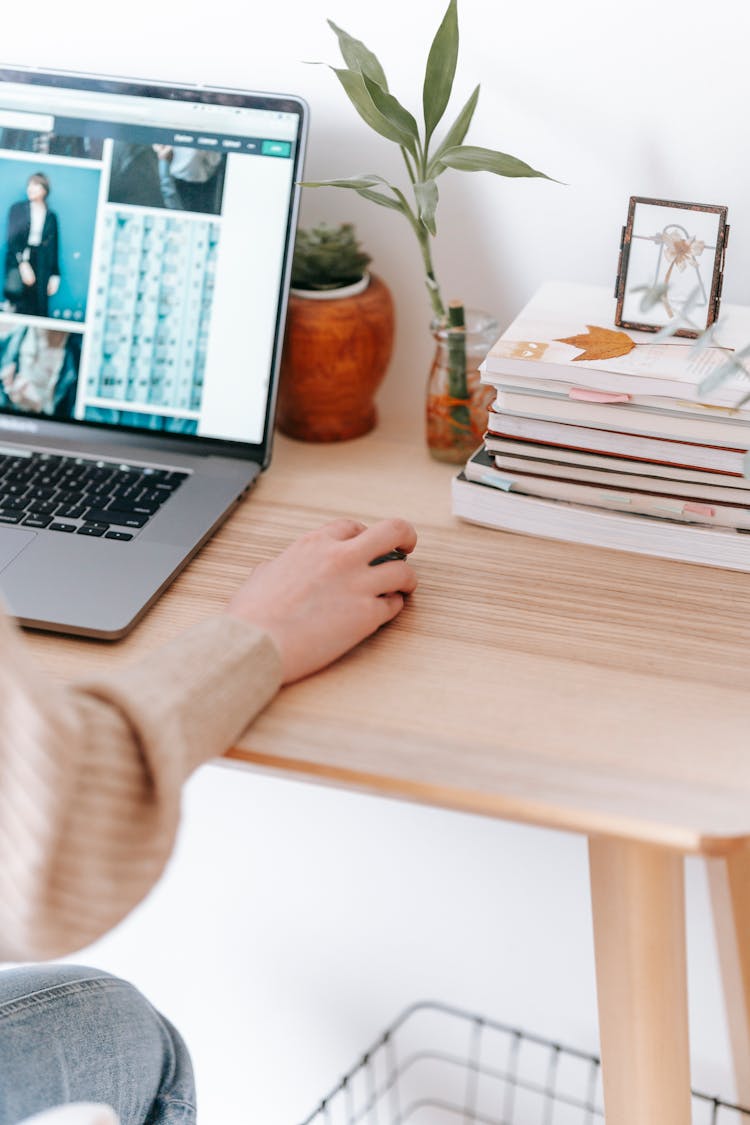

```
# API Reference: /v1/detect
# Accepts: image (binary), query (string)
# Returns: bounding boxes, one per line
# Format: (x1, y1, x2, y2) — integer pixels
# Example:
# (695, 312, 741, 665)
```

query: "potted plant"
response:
(277, 222, 395, 441)
(290, 221, 371, 297)
(302, 0, 556, 461)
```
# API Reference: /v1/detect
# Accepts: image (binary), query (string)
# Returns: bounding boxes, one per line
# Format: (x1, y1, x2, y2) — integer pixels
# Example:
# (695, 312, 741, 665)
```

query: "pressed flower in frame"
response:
(647, 225, 708, 318)
(616, 198, 728, 338)
(651, 228, 706, 271)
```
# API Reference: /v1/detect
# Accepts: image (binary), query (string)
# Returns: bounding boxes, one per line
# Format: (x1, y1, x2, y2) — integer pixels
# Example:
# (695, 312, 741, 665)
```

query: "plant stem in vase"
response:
(426, 307, 498, 463)
(446, 300, 470, 431)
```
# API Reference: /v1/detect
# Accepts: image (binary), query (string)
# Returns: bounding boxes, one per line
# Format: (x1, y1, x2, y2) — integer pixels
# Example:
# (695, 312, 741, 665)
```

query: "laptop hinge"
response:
(0, 416, 261, 465)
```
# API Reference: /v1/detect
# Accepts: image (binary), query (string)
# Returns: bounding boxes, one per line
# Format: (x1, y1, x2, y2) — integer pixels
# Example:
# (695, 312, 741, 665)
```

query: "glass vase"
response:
(425, 308, 499, 463)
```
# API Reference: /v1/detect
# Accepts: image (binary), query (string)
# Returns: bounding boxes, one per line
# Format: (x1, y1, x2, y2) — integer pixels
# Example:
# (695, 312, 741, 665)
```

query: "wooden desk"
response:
(27, 430, 750, 1124)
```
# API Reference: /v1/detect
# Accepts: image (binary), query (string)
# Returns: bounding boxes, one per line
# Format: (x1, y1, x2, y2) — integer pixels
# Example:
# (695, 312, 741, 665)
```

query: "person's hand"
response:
(0, 362, 16, 389)
(152, 144, 173, 162)
(47, 275, 60, 297)
(9, 378, 41, 412)
(18, 261, 35, 287)
(226, 517, 418, 683)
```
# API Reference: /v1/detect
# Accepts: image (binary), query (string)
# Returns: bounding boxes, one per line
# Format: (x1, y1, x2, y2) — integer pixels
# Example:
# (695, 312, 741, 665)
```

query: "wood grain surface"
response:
(589, 838, 691, 1125)
(25, 429, 750, 853)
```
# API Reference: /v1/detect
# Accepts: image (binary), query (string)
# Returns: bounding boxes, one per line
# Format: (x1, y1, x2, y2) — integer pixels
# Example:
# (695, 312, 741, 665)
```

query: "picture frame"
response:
(614, 196, 729, 338)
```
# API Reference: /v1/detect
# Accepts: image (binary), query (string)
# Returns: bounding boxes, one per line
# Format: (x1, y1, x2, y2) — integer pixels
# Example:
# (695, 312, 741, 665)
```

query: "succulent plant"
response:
(291, 222, 372, 291)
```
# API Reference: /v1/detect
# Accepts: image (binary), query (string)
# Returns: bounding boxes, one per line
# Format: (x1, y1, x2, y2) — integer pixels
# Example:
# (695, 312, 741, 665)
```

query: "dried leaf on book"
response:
(555, 325, 636, 362)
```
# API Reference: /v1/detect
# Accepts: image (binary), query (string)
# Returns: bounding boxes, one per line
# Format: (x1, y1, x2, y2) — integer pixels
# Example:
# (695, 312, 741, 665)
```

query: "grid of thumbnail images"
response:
(0, 126, 227, 433)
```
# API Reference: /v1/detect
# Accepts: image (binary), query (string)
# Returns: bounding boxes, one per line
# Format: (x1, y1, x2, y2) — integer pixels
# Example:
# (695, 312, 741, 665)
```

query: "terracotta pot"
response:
(276, 272, 395, 441)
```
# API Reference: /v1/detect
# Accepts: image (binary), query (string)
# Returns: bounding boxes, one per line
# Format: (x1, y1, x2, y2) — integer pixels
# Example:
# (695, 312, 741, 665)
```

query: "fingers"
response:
(366, 559, 418, 597)
(375, 591, 405, 626)
(350, 518, 417, 561)
(321, 517, 367, 541)
(316, 517, 417, 559)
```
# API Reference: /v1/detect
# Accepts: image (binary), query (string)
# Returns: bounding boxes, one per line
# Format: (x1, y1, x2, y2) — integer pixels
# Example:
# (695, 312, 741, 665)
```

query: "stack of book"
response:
(452, 281, 750, 570)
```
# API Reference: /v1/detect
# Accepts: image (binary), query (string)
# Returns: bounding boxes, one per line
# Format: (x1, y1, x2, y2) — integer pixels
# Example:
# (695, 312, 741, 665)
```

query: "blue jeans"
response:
(0, 965, 196, 1124)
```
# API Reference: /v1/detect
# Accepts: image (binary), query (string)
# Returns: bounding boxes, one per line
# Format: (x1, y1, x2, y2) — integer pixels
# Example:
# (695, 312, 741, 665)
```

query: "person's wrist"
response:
(223, 606, 287, 677)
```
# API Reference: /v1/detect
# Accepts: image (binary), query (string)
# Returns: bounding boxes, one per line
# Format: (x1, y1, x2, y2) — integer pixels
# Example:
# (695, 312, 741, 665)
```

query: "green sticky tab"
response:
(261, 140, 291, 157)
(482, 473, 514, 492)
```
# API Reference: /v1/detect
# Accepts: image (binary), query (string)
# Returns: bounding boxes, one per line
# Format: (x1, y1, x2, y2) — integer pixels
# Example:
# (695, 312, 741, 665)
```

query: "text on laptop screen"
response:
(0, 75, 303, 446)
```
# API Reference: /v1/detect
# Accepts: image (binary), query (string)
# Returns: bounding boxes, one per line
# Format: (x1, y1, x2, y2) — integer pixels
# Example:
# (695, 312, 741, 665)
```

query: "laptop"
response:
(0, 66, 307, 638)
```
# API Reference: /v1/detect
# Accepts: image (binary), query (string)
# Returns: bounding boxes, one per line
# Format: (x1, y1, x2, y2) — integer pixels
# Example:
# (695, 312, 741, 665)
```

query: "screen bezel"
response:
(0, 65, 308, 466)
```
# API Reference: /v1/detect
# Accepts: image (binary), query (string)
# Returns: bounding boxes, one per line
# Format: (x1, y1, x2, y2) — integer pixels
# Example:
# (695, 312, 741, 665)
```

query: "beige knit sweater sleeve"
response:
(0, 609, 282, 962)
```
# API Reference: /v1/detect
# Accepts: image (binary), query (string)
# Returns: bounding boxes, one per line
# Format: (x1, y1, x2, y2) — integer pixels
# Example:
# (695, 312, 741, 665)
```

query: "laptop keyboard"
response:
(0, 450, 188, 541)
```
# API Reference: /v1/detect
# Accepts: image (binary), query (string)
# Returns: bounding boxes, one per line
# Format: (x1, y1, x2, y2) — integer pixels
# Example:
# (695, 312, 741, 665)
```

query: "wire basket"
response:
(300, 1000, 750, 1125)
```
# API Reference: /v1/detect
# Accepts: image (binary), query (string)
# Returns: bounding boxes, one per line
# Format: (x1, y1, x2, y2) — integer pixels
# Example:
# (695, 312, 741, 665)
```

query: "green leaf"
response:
(697, 358, 744, 397)
(427, 84, 480, 177)
(414, 179, 439, 235)
(629, 283, 669, 313)
(327, 20, 389, 90)
(651, 320, 684, 342)
(697, 343, 750, 397)
(298, 176, 381, 190)
(299, 173, 406, 214)
(362, 73, 419, 154)
(423, 0, 459, 147)
(355, 187, 404, 212)
(360, 173, 413, 212)
(693, 322, 723, 351)
(439, 144, 553, 179)
(331, 67, 413, 148)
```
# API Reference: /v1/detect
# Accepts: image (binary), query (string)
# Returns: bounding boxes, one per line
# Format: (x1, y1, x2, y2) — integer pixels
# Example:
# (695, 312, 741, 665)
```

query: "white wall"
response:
(6, 0, 746, 1119)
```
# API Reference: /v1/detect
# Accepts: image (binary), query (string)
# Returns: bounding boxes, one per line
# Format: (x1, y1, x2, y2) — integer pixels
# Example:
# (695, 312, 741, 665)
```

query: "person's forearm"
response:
(0, 611, 281, 961)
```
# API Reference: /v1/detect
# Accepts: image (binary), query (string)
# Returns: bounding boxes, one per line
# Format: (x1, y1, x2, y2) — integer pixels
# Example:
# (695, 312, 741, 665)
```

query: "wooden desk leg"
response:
(707, 843, 750, 1108)
(589, 837, 692, 1125)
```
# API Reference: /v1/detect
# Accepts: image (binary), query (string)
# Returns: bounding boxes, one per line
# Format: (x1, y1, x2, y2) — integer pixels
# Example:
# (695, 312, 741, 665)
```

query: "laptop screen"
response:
(0, 69, 306, 452)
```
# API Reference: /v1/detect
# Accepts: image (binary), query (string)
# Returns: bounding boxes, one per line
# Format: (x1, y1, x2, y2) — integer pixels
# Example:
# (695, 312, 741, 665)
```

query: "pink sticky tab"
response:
(568, 387, 631, 404)
(683, 503, 716, 517)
